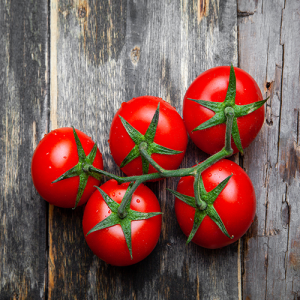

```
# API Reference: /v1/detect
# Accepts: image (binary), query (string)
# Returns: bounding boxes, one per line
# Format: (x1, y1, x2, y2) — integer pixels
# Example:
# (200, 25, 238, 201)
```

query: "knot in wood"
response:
(78, 6, 86, 18)
(131, 46, 140, 65)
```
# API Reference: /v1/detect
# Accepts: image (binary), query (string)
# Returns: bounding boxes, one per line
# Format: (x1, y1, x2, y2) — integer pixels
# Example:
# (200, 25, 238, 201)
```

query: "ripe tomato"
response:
(31, 127, 103, 208)
(109, 96, 188, 177)
(183, 66, 265, 154)
(82, 180, 162, 266)
(174, 159, 256, 249)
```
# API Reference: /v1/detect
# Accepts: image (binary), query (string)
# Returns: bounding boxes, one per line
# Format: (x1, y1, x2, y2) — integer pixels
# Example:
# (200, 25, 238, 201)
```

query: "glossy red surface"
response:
(31, 127, 103, 208)
(183, 66, 264, 154)
(109, 96, 188, 176)
(82, 180, 162, 266)
(175, 159, 256, 249)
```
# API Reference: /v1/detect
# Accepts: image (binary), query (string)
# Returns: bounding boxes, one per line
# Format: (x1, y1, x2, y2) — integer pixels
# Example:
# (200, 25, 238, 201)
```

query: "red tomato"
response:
(183, 66, 264, 154)
(109, 96, 188, 176)
(175, 159, 256, 249)
(82, 180, 162, 266)
(31, 127, 103, 208)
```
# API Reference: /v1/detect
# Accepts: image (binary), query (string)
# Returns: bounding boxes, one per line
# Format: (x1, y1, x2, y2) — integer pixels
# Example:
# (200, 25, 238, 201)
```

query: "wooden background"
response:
(1, 0, 299, 299)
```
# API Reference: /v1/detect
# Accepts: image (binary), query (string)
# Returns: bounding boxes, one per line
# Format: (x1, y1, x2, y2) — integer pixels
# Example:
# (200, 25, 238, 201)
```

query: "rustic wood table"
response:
(1, 0, 299, 299)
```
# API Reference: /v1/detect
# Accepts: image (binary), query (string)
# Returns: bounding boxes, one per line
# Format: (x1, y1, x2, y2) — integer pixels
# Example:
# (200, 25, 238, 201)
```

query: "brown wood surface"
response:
(0, 0, 299, 299)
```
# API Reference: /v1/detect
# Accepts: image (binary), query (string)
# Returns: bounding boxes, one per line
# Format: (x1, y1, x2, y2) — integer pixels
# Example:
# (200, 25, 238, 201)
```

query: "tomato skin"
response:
(183, 66, 264, 154)
(31, 127, 103, 208)
(175, 159, 256, 249)
(82, 180, 162, 266)
(109, 96, 188, 176)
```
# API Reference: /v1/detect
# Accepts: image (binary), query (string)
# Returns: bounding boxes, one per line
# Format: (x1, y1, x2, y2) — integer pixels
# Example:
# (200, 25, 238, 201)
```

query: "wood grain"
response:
(238, 0, 300, 298)
(0, 0, 48, 298)
(49, 0, 238, 299)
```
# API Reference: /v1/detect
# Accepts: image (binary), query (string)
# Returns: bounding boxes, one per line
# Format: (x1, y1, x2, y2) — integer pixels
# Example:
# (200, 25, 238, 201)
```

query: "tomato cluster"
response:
(31, 66, 266, 266)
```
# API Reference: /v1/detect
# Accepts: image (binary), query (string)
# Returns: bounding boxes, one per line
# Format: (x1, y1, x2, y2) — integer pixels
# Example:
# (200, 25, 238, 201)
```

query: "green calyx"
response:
(168, 174, 233, 244)
(52, 127, 101, 209)
(188, 64, 268, 154)
(119, 103, 183, 174)
(86, 185, 162, 259)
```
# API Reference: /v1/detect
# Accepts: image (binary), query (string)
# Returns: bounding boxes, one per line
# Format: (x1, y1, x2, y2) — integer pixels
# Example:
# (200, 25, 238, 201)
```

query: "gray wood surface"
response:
(1, 0, 299, 299)
(238, 0, 300, 299)
(0, 0, 48, 299)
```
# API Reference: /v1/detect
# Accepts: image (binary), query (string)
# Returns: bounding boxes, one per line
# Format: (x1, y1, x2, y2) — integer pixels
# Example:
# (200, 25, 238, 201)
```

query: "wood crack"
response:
(297, 109, 299, 145)
(276, 42, 284, 166)
(237, 10, 255, 18)
(283, 184, 290, 293)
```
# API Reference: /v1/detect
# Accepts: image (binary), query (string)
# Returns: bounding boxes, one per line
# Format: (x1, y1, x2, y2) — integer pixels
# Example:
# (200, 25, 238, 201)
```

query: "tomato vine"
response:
(32, 65, 267, 264)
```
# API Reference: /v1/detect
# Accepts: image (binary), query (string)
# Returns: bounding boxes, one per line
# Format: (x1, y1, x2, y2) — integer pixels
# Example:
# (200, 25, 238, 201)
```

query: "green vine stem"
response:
(193, 170, 207, 210)
(84, 106, 236, 219)
(50, 66, 267, 255)
(117, 179, 142, 218)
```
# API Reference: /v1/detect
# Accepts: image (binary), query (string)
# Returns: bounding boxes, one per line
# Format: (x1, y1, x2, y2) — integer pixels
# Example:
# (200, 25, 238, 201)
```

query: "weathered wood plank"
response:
(280, 1, 300, 298)
(238, 0, 300, 299)
(0, 0, 48, 299)
(49, 0, 238, 299)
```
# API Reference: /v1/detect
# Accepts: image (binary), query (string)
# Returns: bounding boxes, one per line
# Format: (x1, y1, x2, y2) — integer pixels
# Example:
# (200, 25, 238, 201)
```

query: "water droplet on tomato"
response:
(219, 168, 222, 171)
(108, 210, 111, 214)
(118, 192, 121, 195)
(49, 166, 52, 169)
(136, 199, 140, 203)
(46, 152, 49, 155)
(63, 156, 67, 159)
(112, 192, 115, 197)
(208, 173, 212, 177)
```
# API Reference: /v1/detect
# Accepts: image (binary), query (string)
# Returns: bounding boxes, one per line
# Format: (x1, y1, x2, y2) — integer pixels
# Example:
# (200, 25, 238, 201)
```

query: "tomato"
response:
(31, 127, 103, 208)
(82, 179, 162, 266)
(174, 159, 256, 249)
(183, 66, 265, 155)
(109, 96, 188, 177)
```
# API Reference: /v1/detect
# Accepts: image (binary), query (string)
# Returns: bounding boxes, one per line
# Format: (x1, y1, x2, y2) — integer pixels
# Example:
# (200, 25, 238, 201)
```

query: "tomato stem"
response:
(224, 107, 235, 154)
(87, 165, 162, 182)
(117, 180, 142, 218)
(139, 142, 165, 174)
(85, 109, 235, 219)
(87, 136, 233, 186)
(194, 170, 207, 210)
